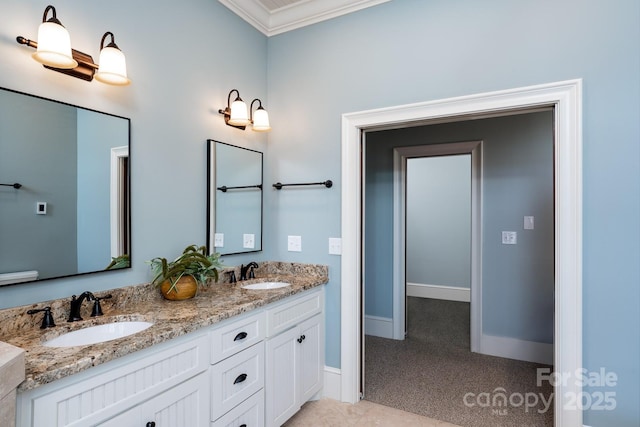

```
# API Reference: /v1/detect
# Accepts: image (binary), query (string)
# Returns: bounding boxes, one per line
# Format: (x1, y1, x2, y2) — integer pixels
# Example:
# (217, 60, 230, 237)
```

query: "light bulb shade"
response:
(32, 21, 77, 69)
(95, 46, 130, 86)
(228, 99, 249, 126)
(252, 107, 271, 132)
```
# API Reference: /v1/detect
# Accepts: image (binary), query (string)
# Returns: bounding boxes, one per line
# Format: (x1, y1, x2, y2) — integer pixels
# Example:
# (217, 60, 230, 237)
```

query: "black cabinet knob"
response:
(146, 422, 156, 427)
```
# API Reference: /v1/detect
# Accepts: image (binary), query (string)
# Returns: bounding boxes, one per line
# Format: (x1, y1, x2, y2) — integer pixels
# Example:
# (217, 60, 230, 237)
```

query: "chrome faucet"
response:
(68, 291, 95, 322)
(240, 262, 258, 281)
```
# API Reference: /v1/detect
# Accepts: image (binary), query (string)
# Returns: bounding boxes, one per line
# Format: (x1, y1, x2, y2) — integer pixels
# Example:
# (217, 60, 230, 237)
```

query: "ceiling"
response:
(218, 0, 391, 37)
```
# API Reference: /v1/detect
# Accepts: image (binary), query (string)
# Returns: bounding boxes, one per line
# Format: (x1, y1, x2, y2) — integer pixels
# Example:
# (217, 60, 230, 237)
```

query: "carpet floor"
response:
(364, 297, 554, 427)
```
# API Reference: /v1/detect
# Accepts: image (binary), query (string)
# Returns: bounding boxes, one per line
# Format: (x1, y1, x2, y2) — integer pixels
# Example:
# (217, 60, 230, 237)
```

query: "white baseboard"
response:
(364, 315, 393, 339)
(323, 366, 342, 400)
(480, 334, 553, 365)
(407, 282, 471, 302)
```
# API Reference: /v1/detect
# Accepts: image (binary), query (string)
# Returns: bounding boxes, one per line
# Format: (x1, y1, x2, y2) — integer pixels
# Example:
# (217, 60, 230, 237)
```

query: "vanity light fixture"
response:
(250, 98, 271, 132)
(16, 5, 130, 85)
(94, 32, 130, 86)
(219, 90, 271, 132)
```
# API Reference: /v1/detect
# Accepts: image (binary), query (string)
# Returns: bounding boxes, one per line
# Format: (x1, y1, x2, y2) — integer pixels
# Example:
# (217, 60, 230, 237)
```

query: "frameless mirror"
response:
(0, 87, 131, 286)
(207, 140, 262, 255)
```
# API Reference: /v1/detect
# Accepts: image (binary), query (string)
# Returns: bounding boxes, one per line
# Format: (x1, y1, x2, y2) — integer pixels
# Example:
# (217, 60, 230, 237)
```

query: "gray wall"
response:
(365, 111, 554, 345)
(406, 155, 471, 288)
(0, 90, 77, 278)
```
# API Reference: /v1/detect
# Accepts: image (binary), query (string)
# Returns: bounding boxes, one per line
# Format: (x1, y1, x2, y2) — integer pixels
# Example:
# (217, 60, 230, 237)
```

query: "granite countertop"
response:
(0, 262, 328, 392)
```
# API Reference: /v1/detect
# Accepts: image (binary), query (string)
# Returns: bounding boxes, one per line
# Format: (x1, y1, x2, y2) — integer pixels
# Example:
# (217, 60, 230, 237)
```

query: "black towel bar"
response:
(217, 184, 262, 192)
(273, 180, 332, 190)
(0, 183, 21, 189)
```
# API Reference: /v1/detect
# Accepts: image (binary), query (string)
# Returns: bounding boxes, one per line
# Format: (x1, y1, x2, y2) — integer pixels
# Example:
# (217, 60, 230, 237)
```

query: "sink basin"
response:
(241, 282, 291, 290)
(43, 321, 153, 347)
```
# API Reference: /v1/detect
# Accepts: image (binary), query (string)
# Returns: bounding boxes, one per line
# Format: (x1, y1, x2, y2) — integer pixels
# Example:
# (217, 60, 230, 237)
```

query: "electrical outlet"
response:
(288, 235, 302, 252)
(243, 234, 255, 249)
(329, 237, 342, 255)
(214, 233, 224, 247)
(502, 231, 517, 244)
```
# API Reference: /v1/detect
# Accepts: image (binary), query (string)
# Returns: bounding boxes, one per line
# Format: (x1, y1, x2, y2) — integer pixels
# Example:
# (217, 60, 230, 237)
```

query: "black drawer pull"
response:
(234, 373, 248, 384)
(234, 331, 248, 341)
(240, 425, 247, 427)
(146, 422, 156, 427)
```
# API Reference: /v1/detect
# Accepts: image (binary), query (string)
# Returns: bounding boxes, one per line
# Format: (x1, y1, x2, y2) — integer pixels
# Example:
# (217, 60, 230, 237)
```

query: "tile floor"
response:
(284, 398, 462, 426)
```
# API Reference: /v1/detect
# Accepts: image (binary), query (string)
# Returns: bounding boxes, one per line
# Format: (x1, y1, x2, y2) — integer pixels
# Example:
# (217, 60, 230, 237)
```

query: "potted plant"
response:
(148, 244, 223, 300)
(105, 254, 130, 270)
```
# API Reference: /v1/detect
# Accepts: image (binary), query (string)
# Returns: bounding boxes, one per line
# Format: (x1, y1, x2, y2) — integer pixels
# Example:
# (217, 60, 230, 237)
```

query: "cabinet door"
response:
(298, 314, 323, 403)
(144, 372, 209, 427)
(99, 373, 210, 427)
(265, 326, 299, 427)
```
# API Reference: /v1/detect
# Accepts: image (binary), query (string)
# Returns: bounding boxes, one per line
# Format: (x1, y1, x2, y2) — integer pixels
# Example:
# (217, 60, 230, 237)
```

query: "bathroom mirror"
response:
(207, 140, 262, 255)
(0, 87, 131, 286)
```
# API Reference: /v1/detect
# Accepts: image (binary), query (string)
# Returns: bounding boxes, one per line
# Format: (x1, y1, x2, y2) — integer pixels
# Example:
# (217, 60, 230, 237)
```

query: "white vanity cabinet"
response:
(17, 332, 210, 427)
(16, 286, 324, 427)
(265, 290, 324, 427)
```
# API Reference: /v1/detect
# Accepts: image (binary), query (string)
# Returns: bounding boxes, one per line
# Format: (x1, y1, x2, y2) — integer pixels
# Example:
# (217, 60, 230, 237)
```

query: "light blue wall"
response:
(406, 155, 471, 288)
(0, 90, 77, 279)
(267, 1, 639, 425)
(0, 0, 268, 301)
(214, 142, 263, 254)
(364, 112, 555, 344)
(76, 109, 128, 271)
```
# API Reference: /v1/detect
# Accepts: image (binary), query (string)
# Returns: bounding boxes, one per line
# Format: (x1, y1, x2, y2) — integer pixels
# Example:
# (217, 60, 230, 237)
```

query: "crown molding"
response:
(219, 0, 391, 36)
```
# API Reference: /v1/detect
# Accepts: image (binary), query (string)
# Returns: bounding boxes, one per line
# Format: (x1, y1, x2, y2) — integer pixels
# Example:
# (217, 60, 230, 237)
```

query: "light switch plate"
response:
(329, 237, 342, 255)
(214, 233, 224, 247)
(243, 234, 255, 249)
(502, 231, 517, 244)
(288, 235, 302, 252)
(36, 202, 47, 215)
(524, 216, 535, 230)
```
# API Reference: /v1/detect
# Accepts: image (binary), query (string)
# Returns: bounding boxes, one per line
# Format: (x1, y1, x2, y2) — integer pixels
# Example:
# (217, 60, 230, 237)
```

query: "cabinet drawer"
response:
(210, 311, 265, 364)
(212, 389, 264, 427)
(266, 289, 323, 337)
(211, 342, 264, 421)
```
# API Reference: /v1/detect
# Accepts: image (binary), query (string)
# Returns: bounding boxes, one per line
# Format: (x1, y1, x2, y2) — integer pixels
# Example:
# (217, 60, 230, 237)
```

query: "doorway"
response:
(340, 80, 583, 427)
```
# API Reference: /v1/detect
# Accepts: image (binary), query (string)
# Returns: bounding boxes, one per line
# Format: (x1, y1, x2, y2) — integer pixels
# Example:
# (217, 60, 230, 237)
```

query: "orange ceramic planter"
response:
(160, 275, 198, 300)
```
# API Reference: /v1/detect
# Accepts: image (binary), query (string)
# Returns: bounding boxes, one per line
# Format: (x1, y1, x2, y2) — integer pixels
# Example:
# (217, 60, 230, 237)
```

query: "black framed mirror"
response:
(207, 140, 263, 255)
(0, 87, 131, 286)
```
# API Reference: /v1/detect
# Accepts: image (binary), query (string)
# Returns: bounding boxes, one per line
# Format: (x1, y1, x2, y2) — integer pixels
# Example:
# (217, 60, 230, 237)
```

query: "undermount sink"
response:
(241, 282, 291, 290)
(43, 321, 153, 347)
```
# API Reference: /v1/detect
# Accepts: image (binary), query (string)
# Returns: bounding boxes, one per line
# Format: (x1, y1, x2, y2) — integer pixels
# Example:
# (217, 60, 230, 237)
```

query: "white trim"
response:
(393, 141, 482, 346)
(218, 0, 391, 37)
(322, 366, 342, 401)
(341, 79, 583, 427)
(110, 146, 128, 258)
(480, 334, 554, 365)
(364, 315, 393, 339)
(407, 283, 471, 303)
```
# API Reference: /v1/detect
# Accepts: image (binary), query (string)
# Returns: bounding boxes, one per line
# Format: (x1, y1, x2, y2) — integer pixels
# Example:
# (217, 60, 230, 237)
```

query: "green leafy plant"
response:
(147, 245, 223, 293)
(105, 254, 130, 270)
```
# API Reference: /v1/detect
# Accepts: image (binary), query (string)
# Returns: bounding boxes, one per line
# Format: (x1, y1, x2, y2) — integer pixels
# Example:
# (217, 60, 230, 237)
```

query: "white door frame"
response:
(392, 142, 482, 348)
(110, 146, 129, 258)
(341, 79, 582, 426)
